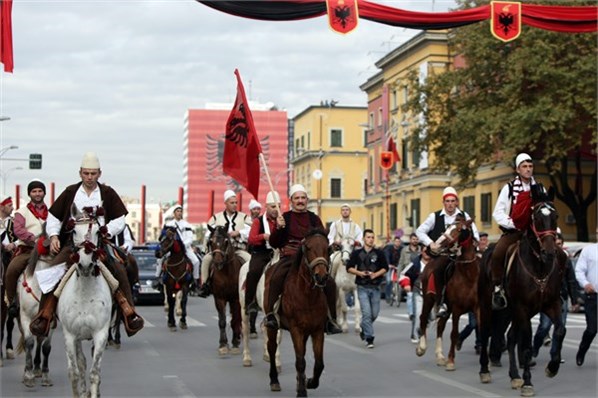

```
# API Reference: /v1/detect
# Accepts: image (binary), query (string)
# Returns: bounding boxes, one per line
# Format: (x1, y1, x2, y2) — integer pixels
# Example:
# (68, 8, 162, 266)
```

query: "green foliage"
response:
(405, 0, 597, 184)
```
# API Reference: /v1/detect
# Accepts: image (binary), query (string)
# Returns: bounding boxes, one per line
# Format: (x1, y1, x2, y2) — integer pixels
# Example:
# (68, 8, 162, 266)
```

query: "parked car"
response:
(131, 245, 162, 305)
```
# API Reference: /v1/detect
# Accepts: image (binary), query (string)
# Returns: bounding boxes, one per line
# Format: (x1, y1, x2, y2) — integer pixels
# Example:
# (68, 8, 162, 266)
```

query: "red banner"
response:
(0, 0, 13, 73)
(491, 1, 521, 42)
(222, 69, 262, 199)
(326, 0, 359, 34)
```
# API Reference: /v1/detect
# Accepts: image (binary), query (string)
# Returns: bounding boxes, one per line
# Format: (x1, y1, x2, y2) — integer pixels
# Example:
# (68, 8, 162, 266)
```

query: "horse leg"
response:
(445, 312, 460, 371)
(114, 311, 122, 347)
(6, 311, 15, 359)
(230, 299, 242, 354)
(306, 331, 325, 390)
(519, 319, 535, 396)
(416, 292, 434, 356)
(179, 290, 188, 330)
(176, 290, 183, 316)
(40, 335, 53, 386)
(478, 306, 492, 383)
(249, 311, 258, 338)
(216, 300, 229, 355)
(63, 333, 81, 397)
(507, 322, 523, 390)
(241, 300, 252, 367)
(545, 304, 564, 377)
(337, 288, 348, 333)
(267, 327, 281, 391)
(75, 339, 88, 396)
(435, 315, 447, 366)
(167, 288, 177, 331)
(89, 327, 109, 398)
(291, 330, 308, 397)
(22, 334, 36, 387)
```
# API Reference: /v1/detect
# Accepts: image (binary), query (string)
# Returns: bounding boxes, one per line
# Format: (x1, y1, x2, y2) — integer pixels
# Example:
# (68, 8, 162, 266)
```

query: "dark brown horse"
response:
(108, 251, 139, 348)
(478, 201, 566, 397)
(207, 225, 243, 355)
(156, 226, 191, 331)
(1, 246, 17, 366)
(265, 229, 330, 397)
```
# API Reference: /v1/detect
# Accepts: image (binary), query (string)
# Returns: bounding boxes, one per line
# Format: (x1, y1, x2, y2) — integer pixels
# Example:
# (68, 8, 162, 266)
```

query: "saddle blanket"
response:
(35, 263, 68, 294)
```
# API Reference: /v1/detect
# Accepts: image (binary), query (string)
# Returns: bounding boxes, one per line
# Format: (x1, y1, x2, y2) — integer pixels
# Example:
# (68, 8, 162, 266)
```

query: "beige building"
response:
(291, 105, 368, 229)
(123, 200, 164, 243)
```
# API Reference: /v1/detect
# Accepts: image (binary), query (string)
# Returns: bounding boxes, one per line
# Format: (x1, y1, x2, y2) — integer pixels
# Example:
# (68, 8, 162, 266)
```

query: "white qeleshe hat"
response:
(289, 184, 307, 198)
(442, 187, 458, 200)
(249, 199, 261, 210)
(224, 189, 236, 202)
(266, 191, 281, 204)
(515, 153, 532, 168)
(81, 152, 100, 169)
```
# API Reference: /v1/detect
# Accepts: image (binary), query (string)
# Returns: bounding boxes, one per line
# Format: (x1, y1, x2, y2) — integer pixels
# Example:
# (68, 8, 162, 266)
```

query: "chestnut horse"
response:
(156, 226, 191, 331)
(207, 225, 243, 356)
(478, 201, 566, 397)
(265, 229, 330, 397)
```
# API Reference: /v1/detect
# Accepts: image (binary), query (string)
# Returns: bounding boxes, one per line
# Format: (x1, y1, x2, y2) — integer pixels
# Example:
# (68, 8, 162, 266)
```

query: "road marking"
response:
(414, 370, 501, 398)
(376, 315, 409, 324)
(326, 336, 370, 353)
(163, 375, 197, 398)
(143, 340, 160, 357)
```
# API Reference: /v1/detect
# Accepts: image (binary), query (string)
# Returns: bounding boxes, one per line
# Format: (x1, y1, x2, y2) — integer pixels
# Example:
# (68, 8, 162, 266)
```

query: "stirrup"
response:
(197, 281, 211, 298)
(264, 313, 279, 330)
(246, 301, 260, 315)
(492, 287, 507, 310)
(436, 303, 449, 319)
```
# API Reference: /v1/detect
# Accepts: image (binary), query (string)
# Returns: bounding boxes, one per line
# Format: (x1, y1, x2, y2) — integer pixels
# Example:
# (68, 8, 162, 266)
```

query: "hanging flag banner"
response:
(380, 151, 394, 170)
(491, 1, 522, 42)
(326, 0, 359, 35)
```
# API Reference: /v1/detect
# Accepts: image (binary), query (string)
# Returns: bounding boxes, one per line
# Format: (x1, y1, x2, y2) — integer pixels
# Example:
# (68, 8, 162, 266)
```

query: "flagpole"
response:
(258, 153, 282, 216)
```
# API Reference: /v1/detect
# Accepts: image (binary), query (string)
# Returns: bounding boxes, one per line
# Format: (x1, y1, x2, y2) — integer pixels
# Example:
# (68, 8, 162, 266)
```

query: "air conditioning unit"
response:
(565, 214, 576, 225)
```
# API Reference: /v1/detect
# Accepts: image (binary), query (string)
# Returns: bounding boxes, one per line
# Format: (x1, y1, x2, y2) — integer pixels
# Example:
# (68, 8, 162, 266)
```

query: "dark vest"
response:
(429, 210, 464, 242)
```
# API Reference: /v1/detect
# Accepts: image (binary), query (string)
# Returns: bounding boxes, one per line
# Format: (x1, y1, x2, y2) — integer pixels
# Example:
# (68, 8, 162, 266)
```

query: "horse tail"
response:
(15, 334, 25, 355)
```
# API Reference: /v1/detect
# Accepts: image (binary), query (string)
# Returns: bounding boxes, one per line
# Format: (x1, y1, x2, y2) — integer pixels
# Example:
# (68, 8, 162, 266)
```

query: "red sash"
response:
(511, 190, 532, 230)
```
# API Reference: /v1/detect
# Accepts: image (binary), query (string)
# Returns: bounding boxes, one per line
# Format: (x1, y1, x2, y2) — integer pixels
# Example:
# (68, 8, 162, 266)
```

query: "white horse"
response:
(16, 250, 55, 388)
(57, 207, 113, 398)
(239, 257, 281, 370)
(330, 238, 362, 333)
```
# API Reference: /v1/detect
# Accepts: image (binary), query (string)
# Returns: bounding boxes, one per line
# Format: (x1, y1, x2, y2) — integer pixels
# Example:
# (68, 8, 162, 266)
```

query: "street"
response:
(1, 296, 596, 397)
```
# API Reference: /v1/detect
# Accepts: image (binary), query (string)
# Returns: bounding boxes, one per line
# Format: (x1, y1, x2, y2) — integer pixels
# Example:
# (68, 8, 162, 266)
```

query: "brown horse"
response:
(1, 247, 17, 366)
(478, 201, 566, 397)
(108, 251, 139, 348)
(207, 225, 243, 355)
(156, 226, 191, 331)
(415, 217, 468, 366)
(265, 229, 330, 397)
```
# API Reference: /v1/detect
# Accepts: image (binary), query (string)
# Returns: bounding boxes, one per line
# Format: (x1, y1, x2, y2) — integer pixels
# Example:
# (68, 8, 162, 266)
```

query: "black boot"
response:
(197, 280, 211, 298)
(246, 301, 260, 315)
(7, 300, 19, 318)
(264, 313, 279, 330)
(492, 285, 507, 310)
(325, 318, 342, 335)
(436, 302, 449, 319)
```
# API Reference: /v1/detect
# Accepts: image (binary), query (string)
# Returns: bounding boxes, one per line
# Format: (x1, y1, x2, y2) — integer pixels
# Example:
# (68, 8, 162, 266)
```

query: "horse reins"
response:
(515, 241, 557, 296)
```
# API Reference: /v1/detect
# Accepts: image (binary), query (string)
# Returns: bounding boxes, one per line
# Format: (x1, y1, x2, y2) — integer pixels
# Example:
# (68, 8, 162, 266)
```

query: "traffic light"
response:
(29, 153, 42, 169)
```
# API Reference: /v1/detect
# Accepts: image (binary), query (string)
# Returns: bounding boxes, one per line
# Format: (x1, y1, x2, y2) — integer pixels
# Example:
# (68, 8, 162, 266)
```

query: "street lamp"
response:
(0, 145, 18, 158)
(1, 166, 23, 197)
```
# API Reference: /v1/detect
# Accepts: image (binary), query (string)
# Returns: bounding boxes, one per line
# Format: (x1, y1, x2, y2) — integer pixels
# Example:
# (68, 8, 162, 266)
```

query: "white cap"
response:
(81, 152, 100, 169)
(248, 199, 261, 210)
(266, 191, 281, 204)
(442, 186, 458, 200)
(172, 204, 182, 212)
(515, 153, 532, 168)
(341, 203, 351, 209)
(223, 189, 236, 202)
(289, 184, 307, 198)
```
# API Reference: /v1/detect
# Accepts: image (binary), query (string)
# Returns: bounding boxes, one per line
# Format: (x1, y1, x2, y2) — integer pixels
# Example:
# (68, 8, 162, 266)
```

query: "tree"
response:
(405, 0, 597, 241)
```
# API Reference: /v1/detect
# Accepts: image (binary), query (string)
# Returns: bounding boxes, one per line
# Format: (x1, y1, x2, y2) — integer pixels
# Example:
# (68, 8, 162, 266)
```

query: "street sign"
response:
(29, 153, 42, 169)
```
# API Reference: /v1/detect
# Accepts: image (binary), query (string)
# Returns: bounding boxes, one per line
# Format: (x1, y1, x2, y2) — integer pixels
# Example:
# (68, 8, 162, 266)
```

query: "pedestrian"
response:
(575, 242, 597, 366)
(347, 229, 389, 348)
(382, 236, 403, 304)
(404, 248, 433, 343)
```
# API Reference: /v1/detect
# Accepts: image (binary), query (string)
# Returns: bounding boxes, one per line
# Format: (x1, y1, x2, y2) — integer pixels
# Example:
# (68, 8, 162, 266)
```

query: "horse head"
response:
(72, 245, 102, 278)
(209, 225, 232, 270)
(339, 238, 356, 265)
(70, 204, 102, 248)
(298, 229, 330, 288)
(530, 201, 559, 265)
(156, 226, 180, 258)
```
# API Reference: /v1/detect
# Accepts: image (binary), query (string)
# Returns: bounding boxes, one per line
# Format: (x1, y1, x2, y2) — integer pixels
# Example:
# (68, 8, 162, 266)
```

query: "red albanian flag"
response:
(326, 0, 359, 35)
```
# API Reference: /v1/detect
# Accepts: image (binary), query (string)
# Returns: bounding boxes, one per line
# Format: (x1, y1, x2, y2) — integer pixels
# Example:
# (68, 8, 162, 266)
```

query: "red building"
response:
(183, 106, 290, 224)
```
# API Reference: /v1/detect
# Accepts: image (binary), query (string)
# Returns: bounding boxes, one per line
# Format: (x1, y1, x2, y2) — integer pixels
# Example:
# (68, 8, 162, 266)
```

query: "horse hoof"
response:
(511, 378, 524, 389)
(445, 362, 455, 371)
(521, 385, 535, 397)
(41, 375, 53, 386)
(480, 373, 491, 384)
(243, 359, 252, 367)
(180, 322, 188, 330)
(34, 368, 43, 378)
(415, 347, 425, 357)
(306, 378, 319, 389)
(218, 346, 229, 356)
(7, 349, 15, 359)
(297, 390, 307, 397)
(176, 310, 182, 316)
(270, 383, 281, 392)
(436, 357, 447, 366)
(263, 354, 271, 363)
(250, 332, 258, 339)
(230, 347, 241, 355)
(23, 376, 35, 388)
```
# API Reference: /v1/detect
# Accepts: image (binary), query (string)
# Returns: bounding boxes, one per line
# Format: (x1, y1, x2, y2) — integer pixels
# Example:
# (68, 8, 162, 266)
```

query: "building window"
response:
(392, 89, 398, 109)
(363, 129, 368, 147)
(402, 137, 409, 170)
(410, 199, 420, 228)
(330, 178, 341, 198)
(463, 195, 475, 219)
(378, 108, 383, 126)
(402, 86, 409, 104)
(412, 147, 421, 168)
(330, 129, 343, 147)
(300, 135, 304, 150)
(295, 138, 301, 154)
(307, 132, 311, 150)
(390, 203, 398, 231)
(481, 193, 492, 223)
(369, 112, 374, 128)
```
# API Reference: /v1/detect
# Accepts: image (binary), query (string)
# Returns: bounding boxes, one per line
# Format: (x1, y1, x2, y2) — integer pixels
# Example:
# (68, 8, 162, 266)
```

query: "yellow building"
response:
(291, 105, 368, 229)
(360, 30, 596, 244)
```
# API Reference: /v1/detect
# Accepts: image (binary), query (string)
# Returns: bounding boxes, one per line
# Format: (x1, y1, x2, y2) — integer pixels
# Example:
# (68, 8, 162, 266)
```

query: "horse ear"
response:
(207, 224, 214, 233)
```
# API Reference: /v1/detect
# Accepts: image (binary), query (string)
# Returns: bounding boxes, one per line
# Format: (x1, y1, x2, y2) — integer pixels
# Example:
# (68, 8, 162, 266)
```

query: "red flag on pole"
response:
(385, 133, 400, 165)
(0, 0, 13, 73)
(223, 69, 262, 199)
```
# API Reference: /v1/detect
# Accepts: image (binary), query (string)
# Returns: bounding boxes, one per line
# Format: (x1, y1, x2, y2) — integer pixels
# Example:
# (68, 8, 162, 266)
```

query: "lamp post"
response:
(1, 166, 23, 197)
(0, 144, 18, 158)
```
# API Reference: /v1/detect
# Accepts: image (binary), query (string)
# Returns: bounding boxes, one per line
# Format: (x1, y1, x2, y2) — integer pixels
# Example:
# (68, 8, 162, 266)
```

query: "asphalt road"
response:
(1, 295, 596, 398)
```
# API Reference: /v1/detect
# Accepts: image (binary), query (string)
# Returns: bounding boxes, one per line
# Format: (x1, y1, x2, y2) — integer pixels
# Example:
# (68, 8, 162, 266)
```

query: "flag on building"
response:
(385, 129, 400, 165)
(222, 69, 262, 199)
(0, 0, 14, 73)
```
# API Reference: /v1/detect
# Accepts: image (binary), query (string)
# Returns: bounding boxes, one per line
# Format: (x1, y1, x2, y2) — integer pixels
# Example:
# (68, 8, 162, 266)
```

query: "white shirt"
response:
(165, 218, 194, 248)
(416, 208, 479, 247)
(493, 178, 533, 230)
(327, 219, 363, 245)
(575, 243, 598, 291)
(46, 184, 126, 238)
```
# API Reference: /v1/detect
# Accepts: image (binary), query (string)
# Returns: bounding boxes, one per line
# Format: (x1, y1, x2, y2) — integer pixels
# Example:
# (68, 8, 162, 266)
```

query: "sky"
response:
(0, 0, 455, 203)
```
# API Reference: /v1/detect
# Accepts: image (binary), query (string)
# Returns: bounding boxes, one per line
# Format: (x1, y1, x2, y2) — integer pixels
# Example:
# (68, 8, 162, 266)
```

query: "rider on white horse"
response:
(4, 180, 48, 317)
(162, 205, 200, 288)
(245, 191, 280, 315)
(197, 189, 251, 298)
(328, 203, 363, 249)
(29, 152, 144, 338)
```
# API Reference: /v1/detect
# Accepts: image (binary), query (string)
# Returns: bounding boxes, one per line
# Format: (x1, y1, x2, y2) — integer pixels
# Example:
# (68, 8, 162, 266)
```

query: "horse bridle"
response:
(301, 237, 330, 288)
(530, 202, 558, 244)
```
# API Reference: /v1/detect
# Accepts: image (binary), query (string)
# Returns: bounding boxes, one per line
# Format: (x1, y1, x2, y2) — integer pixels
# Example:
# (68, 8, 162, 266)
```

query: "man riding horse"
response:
(198, 189, 251, 298)
(29, 152, 144, 338)
(245, 191, 280, 315)
(327, 203, 363, 248)
(263, 184, 342, 335)
(416, 186, 479, 318)
(490, 152, 548, 310)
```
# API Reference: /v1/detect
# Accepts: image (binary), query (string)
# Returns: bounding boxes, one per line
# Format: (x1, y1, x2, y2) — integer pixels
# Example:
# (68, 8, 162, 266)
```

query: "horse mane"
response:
(292, 228, 328, 269)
